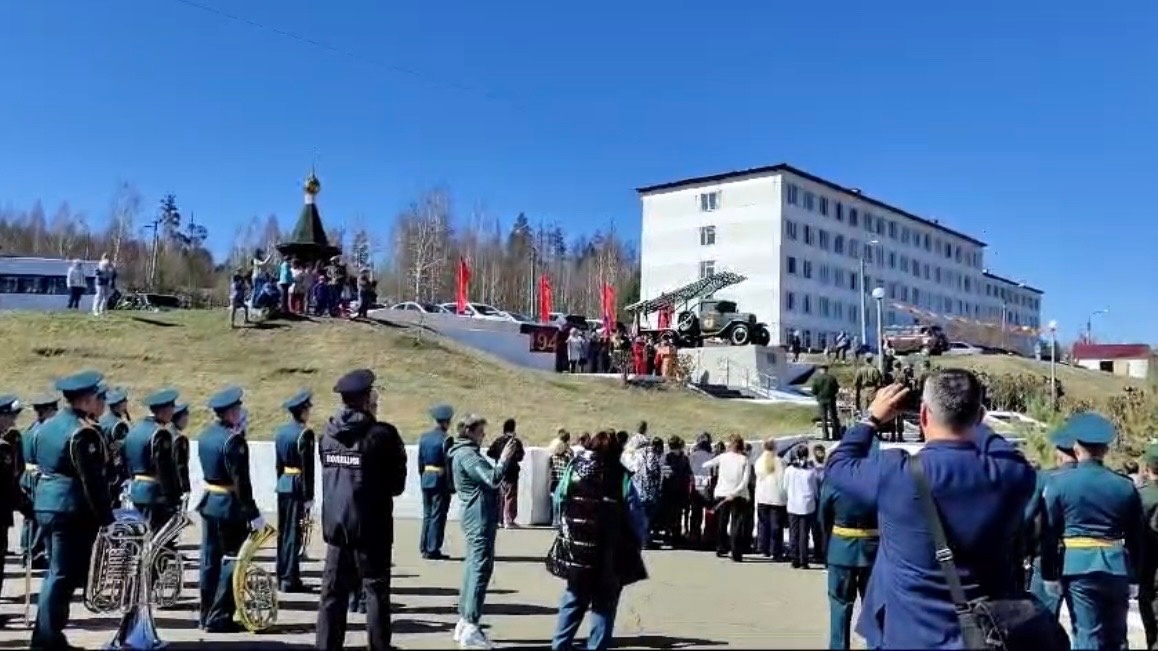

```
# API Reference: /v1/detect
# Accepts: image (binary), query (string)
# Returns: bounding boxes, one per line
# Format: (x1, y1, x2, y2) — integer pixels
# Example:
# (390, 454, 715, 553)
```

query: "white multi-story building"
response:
(637, 163, 1043, 352)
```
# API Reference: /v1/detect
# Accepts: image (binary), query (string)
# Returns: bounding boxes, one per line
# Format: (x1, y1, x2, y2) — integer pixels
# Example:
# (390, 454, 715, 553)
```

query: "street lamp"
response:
(1048, 319, 1058, 411)
(859, 239, 880, 347)
(872, 286, 886, 375)
(1086, 309, 1108, 343)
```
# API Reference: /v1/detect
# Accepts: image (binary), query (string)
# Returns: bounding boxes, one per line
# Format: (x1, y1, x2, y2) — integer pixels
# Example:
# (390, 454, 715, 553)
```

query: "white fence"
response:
(184, 442, 555, 525)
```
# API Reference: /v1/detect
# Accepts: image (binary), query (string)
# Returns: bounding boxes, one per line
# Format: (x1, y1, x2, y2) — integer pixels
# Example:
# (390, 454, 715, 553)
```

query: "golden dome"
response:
(304, 171, 321, 195)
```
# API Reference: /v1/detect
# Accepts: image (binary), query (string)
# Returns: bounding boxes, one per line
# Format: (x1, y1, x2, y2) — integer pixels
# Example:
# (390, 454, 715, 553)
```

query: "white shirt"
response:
(783, 463, 819, 515)
(754, 453, 787, 506)
(702, 451, 751, 501)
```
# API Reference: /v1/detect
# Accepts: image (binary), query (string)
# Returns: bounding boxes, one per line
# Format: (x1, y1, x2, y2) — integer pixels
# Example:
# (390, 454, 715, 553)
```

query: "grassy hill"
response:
(0, 311, 813, 443)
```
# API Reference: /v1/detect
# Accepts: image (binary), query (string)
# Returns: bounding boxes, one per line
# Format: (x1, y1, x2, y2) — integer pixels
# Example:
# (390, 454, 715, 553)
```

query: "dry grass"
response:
(0, 311, 815, 443)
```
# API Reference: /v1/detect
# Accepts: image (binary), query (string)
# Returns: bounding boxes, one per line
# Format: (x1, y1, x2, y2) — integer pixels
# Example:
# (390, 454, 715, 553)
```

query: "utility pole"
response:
(144, 217, 163, 288)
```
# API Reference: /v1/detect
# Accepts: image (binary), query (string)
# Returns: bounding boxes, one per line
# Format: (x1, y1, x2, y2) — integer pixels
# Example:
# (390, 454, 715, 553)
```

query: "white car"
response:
(945, 341, 983, 356)
(389, 301, 449, 314)
(500, 310, 534, 323)
(438, 302, 510, 321)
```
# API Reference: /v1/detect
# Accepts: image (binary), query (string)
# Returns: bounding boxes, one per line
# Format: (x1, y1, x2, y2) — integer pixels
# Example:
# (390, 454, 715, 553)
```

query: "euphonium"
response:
(233, 523, 279, 632)
(150, 497, 192, 609)
(84, 509, 150, 615)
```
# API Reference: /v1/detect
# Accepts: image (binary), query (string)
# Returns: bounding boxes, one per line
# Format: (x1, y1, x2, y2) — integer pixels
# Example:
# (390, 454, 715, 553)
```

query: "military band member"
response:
(172, 403, 192, 499)
(20, 394, 58, 570)
(418, 403, 454, 560)
(1024, 427, 1077, 619)
(31, 371, 115, 650)
(196, 386, 262, 633)
(818, 446, 879, 650)
(1138, 444, 1158, 650)
(123, 389, 182, 533)
(274, 389, 315, 593)
(316, 369, 407, 651)
(1040, 413, 1143, 651)
(0, 395, 23, 603)
(98, 387, 132, 506)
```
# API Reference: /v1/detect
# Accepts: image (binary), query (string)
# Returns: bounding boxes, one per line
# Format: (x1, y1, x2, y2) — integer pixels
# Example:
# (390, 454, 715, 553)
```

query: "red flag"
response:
(600, 282, 616, 332)
(538, 275, 553, 323)
(456, 257, 471, 315)
(657, 304, 672, 329)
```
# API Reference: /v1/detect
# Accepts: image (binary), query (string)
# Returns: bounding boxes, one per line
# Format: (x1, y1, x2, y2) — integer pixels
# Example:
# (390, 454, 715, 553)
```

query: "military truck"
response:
(626, 271, 772, 347)
(883, 324, 951, 356)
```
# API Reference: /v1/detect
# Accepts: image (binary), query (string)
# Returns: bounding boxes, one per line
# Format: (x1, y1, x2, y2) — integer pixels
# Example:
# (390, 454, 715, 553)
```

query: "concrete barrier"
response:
(365, 310, 556, 371)
(184, 442, 555, 526)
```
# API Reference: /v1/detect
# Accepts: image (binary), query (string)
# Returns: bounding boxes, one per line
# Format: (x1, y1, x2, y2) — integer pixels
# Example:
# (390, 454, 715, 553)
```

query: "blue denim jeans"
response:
(551, 581, 623, 651)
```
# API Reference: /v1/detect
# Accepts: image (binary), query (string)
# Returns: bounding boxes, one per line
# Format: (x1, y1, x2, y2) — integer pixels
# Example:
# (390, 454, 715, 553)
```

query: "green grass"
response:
(0, 310, 815, 443)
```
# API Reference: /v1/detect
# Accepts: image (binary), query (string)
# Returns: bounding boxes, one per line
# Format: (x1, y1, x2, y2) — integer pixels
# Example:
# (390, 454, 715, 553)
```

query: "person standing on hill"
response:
(486, 419, 524, 528)
(853, 355, 883, 414)
(809, 366, 841, 441)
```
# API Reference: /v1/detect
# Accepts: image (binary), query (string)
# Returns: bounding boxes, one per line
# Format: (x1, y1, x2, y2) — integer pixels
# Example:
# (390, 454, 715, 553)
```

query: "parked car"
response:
(389, 301, 449, 314)
(500, 310, 533, 323)
(945, 341, 983, 356)
(438, 301, 510, 321)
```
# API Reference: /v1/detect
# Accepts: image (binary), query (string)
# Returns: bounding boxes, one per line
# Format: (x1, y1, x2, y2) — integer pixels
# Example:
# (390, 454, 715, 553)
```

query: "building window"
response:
(786, 292, 796, 311)
(787, 256, 798, 275)
(850, 273, 858, 291)
(803, 225, 814, 246)
(888, 252, 897, 269)
(698, 191, 720, 212)
(834, 301, 844, 320)
(803, 295, 812, 315)
(819, 196, 829, 216)
(785, 220, 798, 240)
(875, 219, 885, 236)
(804, 192, 815, 211)
(834, 234, 845, 255)
(819, 264, 831, 284)
(786, 183, 799, 205)
(803, 260, 813, 279)
(819, 229, 830, 251)
(901, 227, 910, 244)
(887, 221, 897, 239)
(849, 208, 859, 227)
(849, 304, 859, 324)
(924, 233, 931, 251)
(699, 225, 716, 246)
(699, 260, 716, 278)
(835, 202, 844, 221)
(900, 255, 909, 273)
(819, 297, 831, 318)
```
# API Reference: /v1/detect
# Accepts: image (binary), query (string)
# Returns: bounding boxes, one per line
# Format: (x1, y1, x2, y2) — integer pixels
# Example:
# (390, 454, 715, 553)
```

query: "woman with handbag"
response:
(547, 430, 648, 651)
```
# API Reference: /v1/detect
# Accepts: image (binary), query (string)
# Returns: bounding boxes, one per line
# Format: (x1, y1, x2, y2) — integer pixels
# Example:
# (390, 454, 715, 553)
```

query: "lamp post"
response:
(1085, 308, 1108, 343)
(872, 286, 886, 375)
(858, 239, 880, 347)
(1048, 319, 1058, 411)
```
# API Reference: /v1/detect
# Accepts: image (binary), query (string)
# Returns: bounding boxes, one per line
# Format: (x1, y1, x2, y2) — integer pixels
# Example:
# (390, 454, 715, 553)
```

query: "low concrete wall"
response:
(184, 442, 555, 526)
(365, 310, 556, 372)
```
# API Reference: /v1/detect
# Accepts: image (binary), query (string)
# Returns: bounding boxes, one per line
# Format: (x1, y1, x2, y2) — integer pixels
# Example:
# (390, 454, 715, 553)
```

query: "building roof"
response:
(982, 271, 1044, 295)
(635, 163, 986, 247)
(1072, 343, 1152, 360)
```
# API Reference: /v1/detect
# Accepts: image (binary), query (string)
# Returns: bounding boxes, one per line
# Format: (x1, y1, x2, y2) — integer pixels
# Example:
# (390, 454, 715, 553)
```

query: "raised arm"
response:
(826, 384, 908, 507)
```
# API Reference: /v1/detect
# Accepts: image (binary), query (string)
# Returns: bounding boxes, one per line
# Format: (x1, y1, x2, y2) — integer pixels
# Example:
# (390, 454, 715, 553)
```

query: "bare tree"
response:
(395, 189, 452, 302)
(108, 182, 141, 266)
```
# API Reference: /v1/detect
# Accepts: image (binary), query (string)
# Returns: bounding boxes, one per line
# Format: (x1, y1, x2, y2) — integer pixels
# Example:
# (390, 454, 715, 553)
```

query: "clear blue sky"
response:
(2, 0, 1155, 343)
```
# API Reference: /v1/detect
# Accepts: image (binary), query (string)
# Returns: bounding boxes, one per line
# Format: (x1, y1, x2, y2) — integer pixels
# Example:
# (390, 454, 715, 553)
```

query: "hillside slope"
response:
(0, 311, 812, 443)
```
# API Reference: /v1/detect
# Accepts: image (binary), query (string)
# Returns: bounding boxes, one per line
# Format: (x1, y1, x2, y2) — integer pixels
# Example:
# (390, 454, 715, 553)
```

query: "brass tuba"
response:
(84, 509, 150, 615)
(297, 504, 314, 560)
(150, 497, 192, 609)
(232, 523, 279, 632)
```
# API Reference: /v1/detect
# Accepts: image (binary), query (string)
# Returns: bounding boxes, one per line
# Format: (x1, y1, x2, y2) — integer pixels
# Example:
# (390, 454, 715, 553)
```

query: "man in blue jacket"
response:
(825, 370, 1036, 649)
(418, 404, 454, 560)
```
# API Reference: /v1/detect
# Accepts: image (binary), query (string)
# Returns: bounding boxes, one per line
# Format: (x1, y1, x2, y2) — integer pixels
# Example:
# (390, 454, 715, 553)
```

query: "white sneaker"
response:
(458, 623, 493, 649)
(453, 619, 467, 642)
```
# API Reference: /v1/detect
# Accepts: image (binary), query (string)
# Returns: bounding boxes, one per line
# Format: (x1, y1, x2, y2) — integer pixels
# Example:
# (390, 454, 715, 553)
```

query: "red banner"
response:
(657, 304, 673, 330)
(538, 275, 553, 323)
(455, 257, 471, 315)
(600, 282, 616, 332)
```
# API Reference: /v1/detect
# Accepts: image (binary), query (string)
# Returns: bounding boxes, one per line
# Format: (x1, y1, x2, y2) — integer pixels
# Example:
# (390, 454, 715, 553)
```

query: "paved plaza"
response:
(1, 515, 845, 649)
(1, 516, 1148, 649)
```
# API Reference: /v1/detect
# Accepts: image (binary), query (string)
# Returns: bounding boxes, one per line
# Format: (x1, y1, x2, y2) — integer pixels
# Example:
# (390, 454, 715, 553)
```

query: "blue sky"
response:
(2, 0, 1155, 343)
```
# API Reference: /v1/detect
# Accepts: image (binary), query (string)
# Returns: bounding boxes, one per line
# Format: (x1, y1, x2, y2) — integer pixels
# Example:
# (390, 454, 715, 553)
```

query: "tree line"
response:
(0, 183, 642, 318)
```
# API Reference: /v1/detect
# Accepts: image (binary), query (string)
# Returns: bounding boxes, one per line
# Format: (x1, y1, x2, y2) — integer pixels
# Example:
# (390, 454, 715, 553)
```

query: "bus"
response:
(0, 256, 102, 311)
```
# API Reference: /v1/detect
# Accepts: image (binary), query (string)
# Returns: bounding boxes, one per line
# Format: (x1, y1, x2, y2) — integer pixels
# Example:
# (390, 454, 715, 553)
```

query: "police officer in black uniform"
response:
(315, 369, 407, 651)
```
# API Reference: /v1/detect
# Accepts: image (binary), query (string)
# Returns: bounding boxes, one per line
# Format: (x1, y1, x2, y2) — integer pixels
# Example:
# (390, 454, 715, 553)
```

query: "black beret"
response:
(334, 369, 376, 394)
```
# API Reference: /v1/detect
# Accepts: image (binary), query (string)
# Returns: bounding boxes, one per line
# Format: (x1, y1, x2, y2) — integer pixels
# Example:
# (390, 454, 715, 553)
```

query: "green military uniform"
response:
(273, 389, 315, 592)
(1039, 413, 1143, 651)
(31, 371, 115, 650)
(123, 389, 182, 533)
(1138, 444, 1158, 649)
(913, 359, 932, 441)
(20, 395, 58, 570)
(808, 370, 841, 441)
(196, 386, 261, 633)
(852, 359, 883, 413)
(818, 469, 879, 650)
(1024, 428, 1077, 620)
(98, 388, 132, 507)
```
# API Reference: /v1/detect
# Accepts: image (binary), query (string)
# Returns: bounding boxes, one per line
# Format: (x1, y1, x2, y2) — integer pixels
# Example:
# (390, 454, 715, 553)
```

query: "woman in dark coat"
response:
(548, 430, 647, 651)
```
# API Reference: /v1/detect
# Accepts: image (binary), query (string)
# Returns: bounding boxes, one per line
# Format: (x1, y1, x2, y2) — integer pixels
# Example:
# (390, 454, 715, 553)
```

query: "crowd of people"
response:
(64, 255, 118, 315)
(229, 248, 378, 326)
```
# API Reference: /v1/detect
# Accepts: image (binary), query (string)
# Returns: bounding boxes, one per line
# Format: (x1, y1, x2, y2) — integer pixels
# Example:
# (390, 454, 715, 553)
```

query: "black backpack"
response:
(909, 456, 1070, 651)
